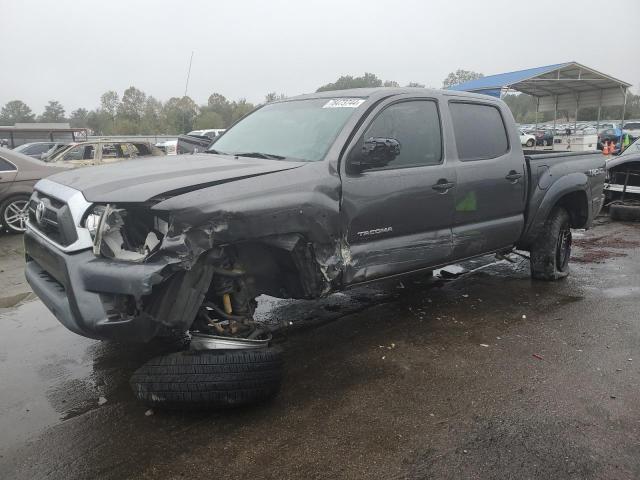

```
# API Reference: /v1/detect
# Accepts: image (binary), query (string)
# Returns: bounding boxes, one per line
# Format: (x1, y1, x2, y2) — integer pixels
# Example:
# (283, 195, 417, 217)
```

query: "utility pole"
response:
(182, 51, 194, 133)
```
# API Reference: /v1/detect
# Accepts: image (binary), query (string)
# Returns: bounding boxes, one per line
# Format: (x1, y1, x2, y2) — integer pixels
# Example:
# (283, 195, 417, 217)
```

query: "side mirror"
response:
(350, 137, 401, 172)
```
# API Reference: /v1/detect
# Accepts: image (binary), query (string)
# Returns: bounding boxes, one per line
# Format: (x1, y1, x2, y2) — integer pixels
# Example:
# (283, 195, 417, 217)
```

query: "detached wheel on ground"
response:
(530, 206, 572, 280)
(609, 203, 640, 222)
(0, 195, 30, 233)
(130, 348, 283, 410)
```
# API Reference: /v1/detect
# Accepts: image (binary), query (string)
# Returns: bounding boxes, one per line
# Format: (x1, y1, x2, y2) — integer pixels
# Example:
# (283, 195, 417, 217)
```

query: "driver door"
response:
(340, 97, 456, 285)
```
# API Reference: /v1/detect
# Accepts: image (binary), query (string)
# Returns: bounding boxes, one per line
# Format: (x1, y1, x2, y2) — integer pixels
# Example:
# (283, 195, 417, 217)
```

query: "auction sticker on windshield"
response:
(322, 98, 365, 108)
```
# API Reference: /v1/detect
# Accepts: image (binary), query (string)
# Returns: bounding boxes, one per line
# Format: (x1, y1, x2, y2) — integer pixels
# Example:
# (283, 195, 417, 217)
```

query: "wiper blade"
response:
(234, 152, 286, 160)
(205, 148, 226, 154)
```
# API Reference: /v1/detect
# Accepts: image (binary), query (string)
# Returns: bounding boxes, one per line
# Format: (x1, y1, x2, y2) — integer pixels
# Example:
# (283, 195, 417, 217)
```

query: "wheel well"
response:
(555, 190, 589, 228)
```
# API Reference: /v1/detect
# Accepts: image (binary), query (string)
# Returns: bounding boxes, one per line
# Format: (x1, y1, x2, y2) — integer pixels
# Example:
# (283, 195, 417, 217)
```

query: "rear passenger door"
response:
(341, 97, 456, 284)
(448, 101, 526, 258)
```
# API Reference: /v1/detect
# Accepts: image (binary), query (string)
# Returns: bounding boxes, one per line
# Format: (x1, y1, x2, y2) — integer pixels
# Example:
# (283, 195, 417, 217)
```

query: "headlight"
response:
(85, 204, 166, 261)
(84, 205, 107, 239)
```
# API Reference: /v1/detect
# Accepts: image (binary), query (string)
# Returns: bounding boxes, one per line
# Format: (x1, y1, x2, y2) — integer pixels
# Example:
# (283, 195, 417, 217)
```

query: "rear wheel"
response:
(530, 207, 572, 280)
(526, 138, 535, 147)
(130, 347, 283, 410)
(1, 195, 30, 233)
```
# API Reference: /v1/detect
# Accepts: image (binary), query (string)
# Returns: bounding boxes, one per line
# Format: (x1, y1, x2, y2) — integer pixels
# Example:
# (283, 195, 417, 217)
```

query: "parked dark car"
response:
(534, 129, 555, 147)
(0, 148, 66, 233)
(24, 88, 605, 409)
(13, 142, 68, 159)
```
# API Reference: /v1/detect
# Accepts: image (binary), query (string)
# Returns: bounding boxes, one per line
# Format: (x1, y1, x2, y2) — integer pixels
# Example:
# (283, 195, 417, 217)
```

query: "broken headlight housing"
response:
(85, 204, 168, 261)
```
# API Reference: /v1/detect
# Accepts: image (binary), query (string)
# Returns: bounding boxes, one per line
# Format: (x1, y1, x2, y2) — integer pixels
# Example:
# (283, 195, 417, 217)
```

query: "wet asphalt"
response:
(1, 216, 640, 479)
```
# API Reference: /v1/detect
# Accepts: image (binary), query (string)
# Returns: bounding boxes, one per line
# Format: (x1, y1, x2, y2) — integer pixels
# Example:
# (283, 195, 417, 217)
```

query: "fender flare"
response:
(520, 172, 590, 247)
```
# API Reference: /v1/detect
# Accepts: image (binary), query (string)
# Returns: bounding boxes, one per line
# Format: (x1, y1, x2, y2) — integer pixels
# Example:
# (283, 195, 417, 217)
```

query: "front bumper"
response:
(24, 228, 170, 341)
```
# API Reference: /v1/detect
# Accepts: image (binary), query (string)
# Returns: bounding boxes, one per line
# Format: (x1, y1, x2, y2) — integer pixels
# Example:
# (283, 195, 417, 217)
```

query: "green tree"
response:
(264, 92, 286, 103)
(117, 86, 147, 122)
(229, 99, 254, 123)
(140, 96, 163, 134)
(100, 91, 120, 117)
(162, 96, 199, 133)
(193, 110, 224, 129)
(383, 80, 400, 87)
(39, 100, 66, 122)
(316, 72, 383, 92)
(69, 108, 89, 128)
(442, 69, 484, 88)
(1, 100, 35, 123)
(207, 93, 233, 126)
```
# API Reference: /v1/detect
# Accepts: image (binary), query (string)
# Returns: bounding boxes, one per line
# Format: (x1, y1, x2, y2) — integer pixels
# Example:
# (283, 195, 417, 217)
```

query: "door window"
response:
(100, 143, 125, 159)
(449, 102, 509, 161)
(62, 144, 96, 161)
(352, 100, 442, 170)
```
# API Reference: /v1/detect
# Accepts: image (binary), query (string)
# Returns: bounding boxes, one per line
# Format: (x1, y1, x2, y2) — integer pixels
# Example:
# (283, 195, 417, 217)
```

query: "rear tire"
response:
(530, 207, 572, 281)
(526, 139, 535, 147)
(609, 204, 640, 222)
(130, 348, 283, 410)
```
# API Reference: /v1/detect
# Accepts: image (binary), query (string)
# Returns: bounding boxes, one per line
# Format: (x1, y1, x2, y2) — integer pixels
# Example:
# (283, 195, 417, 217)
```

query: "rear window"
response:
(449, 102, 509, 161)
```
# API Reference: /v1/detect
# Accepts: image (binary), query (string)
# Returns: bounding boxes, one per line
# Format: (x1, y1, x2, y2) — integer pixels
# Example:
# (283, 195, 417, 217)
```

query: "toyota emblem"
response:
(35, 201, 46, 226)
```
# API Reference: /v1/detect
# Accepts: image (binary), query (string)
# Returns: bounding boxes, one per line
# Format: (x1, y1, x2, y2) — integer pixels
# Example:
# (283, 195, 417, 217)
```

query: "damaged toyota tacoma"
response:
(24, 88, 605, 409)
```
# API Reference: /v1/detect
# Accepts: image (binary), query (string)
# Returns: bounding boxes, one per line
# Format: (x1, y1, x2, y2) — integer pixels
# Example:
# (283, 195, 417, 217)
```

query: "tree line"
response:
(1, 71, 637, 135)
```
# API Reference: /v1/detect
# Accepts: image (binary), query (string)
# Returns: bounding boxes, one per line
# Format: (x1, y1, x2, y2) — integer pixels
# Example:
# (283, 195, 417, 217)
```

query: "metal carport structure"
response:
(448, 62, 632, 138)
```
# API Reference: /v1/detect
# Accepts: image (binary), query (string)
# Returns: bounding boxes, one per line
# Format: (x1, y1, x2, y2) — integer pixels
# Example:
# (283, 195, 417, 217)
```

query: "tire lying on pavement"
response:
(530, 206, 572, 281)
(130, 348, 283, 410)
(609, 204, 640, 222)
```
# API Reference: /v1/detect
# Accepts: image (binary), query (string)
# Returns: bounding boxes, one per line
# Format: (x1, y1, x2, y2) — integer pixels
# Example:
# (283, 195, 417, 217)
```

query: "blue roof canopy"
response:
(447, 62, 631, 108)
(448, 63, 569, 96)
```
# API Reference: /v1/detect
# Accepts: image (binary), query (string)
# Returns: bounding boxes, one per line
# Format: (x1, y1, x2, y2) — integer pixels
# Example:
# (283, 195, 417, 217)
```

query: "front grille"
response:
(28, 191, 79, 247)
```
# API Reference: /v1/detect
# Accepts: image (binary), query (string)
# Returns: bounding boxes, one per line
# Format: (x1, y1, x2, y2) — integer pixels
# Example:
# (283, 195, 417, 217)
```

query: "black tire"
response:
(130, 348, 283, 410)
(526, 139, 535, 147)
(530, 207, 572, 281)
(609, 204, 640, 222)
(0, 195, 30, 233)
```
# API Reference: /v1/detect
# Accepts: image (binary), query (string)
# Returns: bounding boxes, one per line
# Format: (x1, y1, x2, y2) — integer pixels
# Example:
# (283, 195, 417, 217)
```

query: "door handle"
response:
(505, 171, 523, 183)
(432, 180, 455, 193)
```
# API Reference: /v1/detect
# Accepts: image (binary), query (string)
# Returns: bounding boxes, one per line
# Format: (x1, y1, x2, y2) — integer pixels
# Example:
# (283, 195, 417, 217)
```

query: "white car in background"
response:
(519, 130, 536, 147)
(155, 139, 177, 155)
(187, 129, 226, 140)
(623, 121, 640, 139)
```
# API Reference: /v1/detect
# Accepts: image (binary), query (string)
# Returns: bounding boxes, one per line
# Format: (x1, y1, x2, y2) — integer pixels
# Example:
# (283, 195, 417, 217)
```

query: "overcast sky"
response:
(2, 0, 639, 114)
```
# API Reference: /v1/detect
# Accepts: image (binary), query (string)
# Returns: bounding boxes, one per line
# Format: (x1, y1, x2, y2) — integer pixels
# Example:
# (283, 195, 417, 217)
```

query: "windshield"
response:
(209, 98, 363, 161)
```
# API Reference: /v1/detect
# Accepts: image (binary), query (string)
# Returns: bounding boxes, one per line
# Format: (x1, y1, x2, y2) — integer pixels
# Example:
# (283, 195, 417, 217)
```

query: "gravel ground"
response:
(1, 216, 640, 480)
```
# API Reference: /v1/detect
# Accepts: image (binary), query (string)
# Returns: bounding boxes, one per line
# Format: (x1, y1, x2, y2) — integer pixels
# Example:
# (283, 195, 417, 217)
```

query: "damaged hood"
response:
(46, 154, 305, 203)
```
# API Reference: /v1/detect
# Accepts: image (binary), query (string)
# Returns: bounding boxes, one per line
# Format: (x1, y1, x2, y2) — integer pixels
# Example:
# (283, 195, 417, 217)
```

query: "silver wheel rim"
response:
(4, 199, 29, 232)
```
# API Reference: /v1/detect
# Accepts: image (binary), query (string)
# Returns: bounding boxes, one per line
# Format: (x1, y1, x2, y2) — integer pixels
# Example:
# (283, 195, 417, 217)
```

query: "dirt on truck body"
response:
(24, 87, 606, 409)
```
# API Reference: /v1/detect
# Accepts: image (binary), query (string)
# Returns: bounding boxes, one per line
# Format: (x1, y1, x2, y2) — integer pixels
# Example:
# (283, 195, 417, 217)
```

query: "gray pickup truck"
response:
(24, 88, 605, 409)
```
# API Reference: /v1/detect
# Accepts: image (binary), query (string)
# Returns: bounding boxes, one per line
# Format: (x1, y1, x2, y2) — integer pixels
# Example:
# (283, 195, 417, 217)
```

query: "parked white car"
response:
(156, 139, 177, 155)
(623, 121, 640, 139)
(519, 130, 536, 147)
(187, 129, 226, 139)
